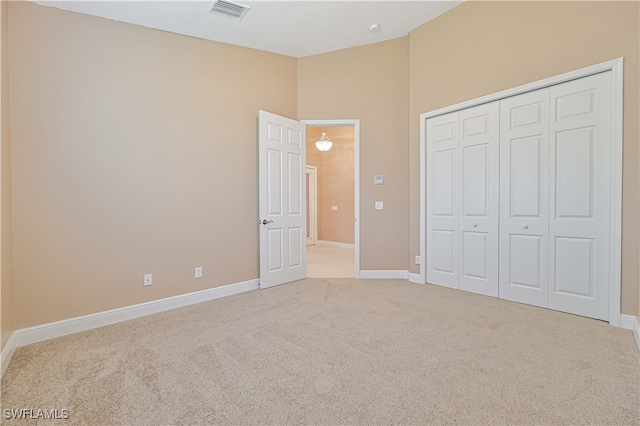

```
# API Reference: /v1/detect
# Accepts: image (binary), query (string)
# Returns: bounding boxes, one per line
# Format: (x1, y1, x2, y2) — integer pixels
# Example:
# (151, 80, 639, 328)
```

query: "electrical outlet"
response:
(415, 256, 421, 265)
(195, 267, 203, 278)
(331, 205, 338, 211)
(375, 201, 384, 210)
(144, 274, 153, 286)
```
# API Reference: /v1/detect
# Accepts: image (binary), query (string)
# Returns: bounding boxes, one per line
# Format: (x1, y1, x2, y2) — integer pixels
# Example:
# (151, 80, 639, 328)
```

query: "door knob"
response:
(523, 225, 529, 229)
(472, 223, 478, 227)
(261, 219, 274, 225)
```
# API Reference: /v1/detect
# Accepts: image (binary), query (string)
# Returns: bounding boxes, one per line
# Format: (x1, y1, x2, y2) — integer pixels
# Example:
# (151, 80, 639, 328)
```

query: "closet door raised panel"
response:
(548, 72, 611, 321)
(427, 112, 459, 289)
(499, 89, 550, 307)
(458, 103, 499, 297)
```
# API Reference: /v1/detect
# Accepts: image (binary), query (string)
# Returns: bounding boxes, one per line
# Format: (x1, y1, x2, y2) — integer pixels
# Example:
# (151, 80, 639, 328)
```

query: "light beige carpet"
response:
(2, 278, 639, 425)
(307, 245, 355, 278)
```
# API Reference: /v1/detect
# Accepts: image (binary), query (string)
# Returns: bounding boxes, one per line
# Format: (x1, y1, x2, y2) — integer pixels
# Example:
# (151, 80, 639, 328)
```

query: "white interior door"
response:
(499, 88, 550, 307)
(458, 103, 499, 297)
(258, 110, 306, 289)
(548, 72, 611, 320)
(426, 111, 459, 289)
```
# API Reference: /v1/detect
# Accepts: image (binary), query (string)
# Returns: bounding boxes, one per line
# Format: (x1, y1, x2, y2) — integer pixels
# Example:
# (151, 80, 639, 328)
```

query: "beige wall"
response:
(299, 38, 410, 270)
(8, 2, 297, 328)
(4, 1, 640, 332)
(306, 126, 355, 245)
(408, 1, 640, 316)
(1, 0, 14, 351)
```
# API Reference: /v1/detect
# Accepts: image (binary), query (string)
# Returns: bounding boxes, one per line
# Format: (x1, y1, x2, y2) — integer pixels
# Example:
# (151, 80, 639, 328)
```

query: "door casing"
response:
(306, 165, 318, 246)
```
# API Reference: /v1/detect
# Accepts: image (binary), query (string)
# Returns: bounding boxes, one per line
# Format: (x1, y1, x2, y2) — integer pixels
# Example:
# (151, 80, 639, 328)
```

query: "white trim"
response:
(620, 314, 640, 352)
(608, 58, 624, 327)
(419, 58, 624, 327)
(301, 119, 361, 278)
(635, 317, 640, 353)
(14, 279, 259, 348)
(306, 165, 318, 246)
(421, 59, 623, 120)
(316, 240, 355, 249)
(616, 315, 639, 352)
(620, 314, 635, 330)
(359, 270, 409, 279)
(419, 106, 427, 286)
(408, 272, 423, 284)
(354, 122, 360, 278)
(1, 332, 17, 377)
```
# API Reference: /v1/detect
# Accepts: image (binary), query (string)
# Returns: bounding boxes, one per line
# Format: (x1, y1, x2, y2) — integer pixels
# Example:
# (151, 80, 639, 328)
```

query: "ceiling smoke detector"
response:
(209, 0, 251, 21)
(369, 23, 380, 33)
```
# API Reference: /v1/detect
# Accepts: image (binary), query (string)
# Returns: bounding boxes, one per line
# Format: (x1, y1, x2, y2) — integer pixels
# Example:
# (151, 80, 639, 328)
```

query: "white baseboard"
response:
(620, 314, 640, 352)
(408, 272, 423, 284)
(621, 314, 640, 351)
(620, 314, 635, 330)
(14, 279, 259, 348)
(1, 332, 17, 377)
(316, 240, 355, 249)
(359, 270, 408, 279)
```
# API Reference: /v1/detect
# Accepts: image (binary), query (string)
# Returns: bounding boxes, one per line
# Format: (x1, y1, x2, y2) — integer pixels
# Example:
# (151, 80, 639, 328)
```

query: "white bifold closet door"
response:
(499, 88, 551, 307)
(427, 71, 612, 321)
(426, 103, 499, 297)
(426, 111, 459, 289)
(547, 73, 611, 320)
(499, 72, 611, 320)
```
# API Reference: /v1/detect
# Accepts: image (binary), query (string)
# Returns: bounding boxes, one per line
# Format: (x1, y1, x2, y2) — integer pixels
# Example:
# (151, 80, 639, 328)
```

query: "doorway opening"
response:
(303, 120, 360, 278)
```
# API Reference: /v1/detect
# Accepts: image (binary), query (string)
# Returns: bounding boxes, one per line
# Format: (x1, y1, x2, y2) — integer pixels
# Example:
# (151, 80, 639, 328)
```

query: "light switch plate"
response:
(331, 206, 338, 211)
(375, 201, 384, 210)
(374, 175, 384, 185)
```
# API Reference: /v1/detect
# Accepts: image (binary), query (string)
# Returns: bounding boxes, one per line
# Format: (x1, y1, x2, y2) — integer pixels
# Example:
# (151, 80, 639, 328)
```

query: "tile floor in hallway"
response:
(307, 244, 355, 278)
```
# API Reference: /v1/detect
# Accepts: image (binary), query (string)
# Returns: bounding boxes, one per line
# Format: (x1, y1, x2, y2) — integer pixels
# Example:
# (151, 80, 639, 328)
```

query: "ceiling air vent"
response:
(209, 0, 251, 20)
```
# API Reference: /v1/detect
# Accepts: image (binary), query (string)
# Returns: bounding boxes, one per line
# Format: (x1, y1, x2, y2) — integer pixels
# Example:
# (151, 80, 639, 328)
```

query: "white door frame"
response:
(301, 119, 361, 278)
(419, 58, 624, 327)
(306, 165, 318, 246)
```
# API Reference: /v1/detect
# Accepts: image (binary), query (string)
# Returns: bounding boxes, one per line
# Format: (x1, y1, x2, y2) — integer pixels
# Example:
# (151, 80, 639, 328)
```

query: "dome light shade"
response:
(315, 133, 333, 151)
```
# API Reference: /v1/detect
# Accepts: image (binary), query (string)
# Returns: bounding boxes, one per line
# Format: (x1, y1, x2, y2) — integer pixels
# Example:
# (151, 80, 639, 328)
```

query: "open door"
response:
(258, 110, 307, 288)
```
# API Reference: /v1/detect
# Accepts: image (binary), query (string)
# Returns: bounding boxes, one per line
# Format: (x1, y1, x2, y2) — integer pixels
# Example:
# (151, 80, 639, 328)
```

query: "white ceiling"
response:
(34, 1, 462, 58)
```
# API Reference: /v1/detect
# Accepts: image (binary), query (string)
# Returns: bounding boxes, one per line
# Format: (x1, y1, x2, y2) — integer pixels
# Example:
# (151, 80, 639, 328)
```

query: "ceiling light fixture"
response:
(315, 133, 333, 152)
(369, 23, 380, 33)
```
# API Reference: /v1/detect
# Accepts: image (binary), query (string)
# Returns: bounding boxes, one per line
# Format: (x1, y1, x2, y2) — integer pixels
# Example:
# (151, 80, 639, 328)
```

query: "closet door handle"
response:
(472, 223, 478, 228)
(523, 225, 529, 229)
